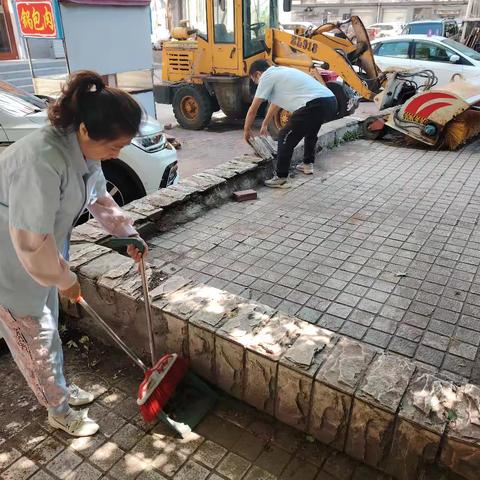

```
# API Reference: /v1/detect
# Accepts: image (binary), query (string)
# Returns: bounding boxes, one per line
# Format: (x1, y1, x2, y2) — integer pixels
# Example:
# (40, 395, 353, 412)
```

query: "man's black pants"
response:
(276, 96, 338, 178)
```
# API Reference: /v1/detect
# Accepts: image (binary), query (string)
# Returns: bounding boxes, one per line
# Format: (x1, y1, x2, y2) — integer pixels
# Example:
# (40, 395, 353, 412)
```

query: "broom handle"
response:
(139, 257, 156, 366)
(77, 297, 148, 372)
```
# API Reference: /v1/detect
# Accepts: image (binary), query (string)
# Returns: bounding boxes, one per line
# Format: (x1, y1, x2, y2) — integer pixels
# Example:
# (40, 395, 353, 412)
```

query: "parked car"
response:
(402, 19, 460, 40)
(366, 22, 404, 40)
(371, 35, 480, 86)
(280, 22, 316, 34)
(0, 81, 178, 209)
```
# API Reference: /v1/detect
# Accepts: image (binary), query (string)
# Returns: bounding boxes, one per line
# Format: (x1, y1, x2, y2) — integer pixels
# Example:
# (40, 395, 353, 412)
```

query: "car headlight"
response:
(132, 132, 167, 152)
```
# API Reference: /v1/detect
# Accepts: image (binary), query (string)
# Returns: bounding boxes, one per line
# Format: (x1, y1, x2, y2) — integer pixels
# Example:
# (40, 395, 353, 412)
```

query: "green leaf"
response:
(79, 336, 90, 345)
(66, 340, 78, 349)
(446, 410, 458, 422)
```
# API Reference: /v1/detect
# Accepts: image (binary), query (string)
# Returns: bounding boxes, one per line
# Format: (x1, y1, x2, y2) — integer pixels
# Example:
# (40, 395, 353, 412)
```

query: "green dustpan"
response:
(159, 371, 218, 438)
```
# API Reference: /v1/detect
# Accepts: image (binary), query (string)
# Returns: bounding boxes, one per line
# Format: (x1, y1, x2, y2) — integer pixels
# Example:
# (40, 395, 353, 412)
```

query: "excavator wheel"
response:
(173, 84, 213, 130)
(326, 81, 352, 119)
(268, 107, 291, 140)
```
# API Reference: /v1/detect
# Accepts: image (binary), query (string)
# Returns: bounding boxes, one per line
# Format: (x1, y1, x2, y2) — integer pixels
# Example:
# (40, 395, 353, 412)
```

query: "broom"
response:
(77, 237, 188, 422)
(438, 109, 480, 150)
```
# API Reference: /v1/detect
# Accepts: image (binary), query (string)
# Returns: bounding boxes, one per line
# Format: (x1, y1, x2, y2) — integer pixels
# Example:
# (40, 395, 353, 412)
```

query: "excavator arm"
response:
(265, 16, 384, 101)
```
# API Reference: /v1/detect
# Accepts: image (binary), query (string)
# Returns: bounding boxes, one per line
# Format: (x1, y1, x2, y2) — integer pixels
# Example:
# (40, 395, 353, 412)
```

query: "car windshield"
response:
(406, 22, 442, 35)
(0, 91, 41, 117)
(442, 38, 480, 61)
(0, 81, 47, 109)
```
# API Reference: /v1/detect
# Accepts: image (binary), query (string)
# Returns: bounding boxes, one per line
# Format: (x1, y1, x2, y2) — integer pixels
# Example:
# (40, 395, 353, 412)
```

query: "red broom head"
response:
(138, 355, 189, 422)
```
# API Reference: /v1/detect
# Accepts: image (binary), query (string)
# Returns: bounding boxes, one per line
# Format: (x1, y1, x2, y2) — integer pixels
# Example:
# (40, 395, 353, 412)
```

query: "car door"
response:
(412, 40, 464, 86)
(373, 40, 413, 71)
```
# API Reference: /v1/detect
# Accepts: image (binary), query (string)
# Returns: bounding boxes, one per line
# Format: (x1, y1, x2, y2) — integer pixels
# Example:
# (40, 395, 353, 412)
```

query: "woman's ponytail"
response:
(48, 70, 142, 140)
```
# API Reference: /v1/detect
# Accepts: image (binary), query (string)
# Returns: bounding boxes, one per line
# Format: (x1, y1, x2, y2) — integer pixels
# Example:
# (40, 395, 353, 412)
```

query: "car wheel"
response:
(75, 162, 143, 226)
(173, 84, 213, 130)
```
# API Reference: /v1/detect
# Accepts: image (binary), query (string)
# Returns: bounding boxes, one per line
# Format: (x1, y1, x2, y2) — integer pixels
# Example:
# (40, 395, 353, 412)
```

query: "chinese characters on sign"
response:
(15, 0, 60, 38)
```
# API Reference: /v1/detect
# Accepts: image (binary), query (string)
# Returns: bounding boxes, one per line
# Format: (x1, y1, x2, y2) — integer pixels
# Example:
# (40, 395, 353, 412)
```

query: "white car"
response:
(0, 81, 178, 208)
(367, 22, 403, 40)
(280, 22, 316, 34)
(371, 35, 480, 87)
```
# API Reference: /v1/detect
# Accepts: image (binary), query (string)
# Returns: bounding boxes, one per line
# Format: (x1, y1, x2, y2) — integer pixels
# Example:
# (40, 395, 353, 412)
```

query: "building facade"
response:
(291, 0, 469, 26)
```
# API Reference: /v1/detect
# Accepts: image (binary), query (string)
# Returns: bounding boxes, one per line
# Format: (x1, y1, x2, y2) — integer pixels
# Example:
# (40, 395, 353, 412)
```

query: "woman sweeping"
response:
(0, 71, 147, 437)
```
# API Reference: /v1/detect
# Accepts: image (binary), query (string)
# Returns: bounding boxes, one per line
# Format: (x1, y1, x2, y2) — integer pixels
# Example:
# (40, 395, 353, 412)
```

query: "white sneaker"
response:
(296, 163, 314, 175)
(49, 408, 99, 437)
(68, 383, 95, 407)
(264, 176, 291, 188)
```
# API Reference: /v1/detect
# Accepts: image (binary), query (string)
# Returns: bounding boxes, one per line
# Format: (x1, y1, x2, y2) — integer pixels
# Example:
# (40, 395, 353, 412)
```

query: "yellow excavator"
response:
(156, 0, 480, 149)
(155, 0, 394, 133)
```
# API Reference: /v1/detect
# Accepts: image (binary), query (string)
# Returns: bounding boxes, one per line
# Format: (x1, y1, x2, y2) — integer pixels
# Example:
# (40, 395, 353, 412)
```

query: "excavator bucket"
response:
(385, 76, 480, 149)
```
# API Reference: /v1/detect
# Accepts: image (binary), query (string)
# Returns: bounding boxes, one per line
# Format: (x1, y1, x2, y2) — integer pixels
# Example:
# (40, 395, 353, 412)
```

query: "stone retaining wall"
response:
(66, 114, 480, 480)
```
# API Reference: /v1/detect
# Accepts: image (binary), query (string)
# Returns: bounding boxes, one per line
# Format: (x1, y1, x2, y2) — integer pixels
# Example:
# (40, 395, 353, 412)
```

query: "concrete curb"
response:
(66, 113, 480, 480)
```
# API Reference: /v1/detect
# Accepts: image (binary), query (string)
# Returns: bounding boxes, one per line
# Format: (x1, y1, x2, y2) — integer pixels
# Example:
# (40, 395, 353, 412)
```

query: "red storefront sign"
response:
(16, 0, 58, 38)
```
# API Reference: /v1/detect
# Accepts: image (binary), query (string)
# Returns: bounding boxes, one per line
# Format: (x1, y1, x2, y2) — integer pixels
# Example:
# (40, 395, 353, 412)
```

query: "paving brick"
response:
(29, 437, 64, 465)
(415, 345, 445, 368)
(243, 466, 277, 480)
(230, 431, 266, 462)
(388, 336, 417, 357)
(46, 449, 82, 479)
(372, 317, 398, 335)
(108, 453, 149, 480)
(279, 457, 318, 480)
(454, 327, 480, 346)
(442, 354, 473, 378)
(0, 445, 22, 471)
(362, 329, 391, 349)
(111, 423, 145, 452)
(216, 453, 251, 480)
(448, 341, 477, 360)
(137, 470, 168, 480)
(29, 471, 56, 480)
(89, 441, 125, 471)
(175, 460, 210, 480)
(428, 320, 455, 337)
(255, 445, 291, 477)
(357, 299, 383, 314)
(64, 462, 102, 480)
(422, 332, 451, 351)
(1, 456, 38, 480)
(339, 321, 368, 340)
(194, 440, 227, 468)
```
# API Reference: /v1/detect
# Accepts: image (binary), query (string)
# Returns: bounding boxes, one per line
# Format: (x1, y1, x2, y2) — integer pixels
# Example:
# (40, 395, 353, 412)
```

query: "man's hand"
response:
(243, 128, 252, 143)
(59, 279, 81, 303)
(127, 236, 148, 263)
(260, 122, 269, 137)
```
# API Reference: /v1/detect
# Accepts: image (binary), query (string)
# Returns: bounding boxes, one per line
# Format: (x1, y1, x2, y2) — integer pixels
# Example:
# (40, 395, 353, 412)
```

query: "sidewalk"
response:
(147, 138, 480, 384)
(0, 343, 396, 480)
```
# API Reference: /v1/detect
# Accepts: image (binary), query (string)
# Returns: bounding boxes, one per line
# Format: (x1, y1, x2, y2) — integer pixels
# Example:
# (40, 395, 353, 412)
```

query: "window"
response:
(414, 41, 456, 63)
(442, 38, 480, 61)
(445, 22, 458, 38)
(406, 22, 443, 36)
(214, 0, 235, 43)
(185, 0, 208, 40)
(243, 0, 278, 58)
(376, 41, 410, 58)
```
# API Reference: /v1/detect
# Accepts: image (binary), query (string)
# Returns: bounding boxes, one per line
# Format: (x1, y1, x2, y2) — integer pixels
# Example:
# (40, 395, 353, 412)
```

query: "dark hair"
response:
(249, 59, 271, 77)
(48, 70, 142, 141)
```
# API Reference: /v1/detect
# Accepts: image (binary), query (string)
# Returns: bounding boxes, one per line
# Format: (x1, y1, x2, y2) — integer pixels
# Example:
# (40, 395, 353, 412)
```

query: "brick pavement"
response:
(147, 139, 480, 383)
(0, 344, 403, 480)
